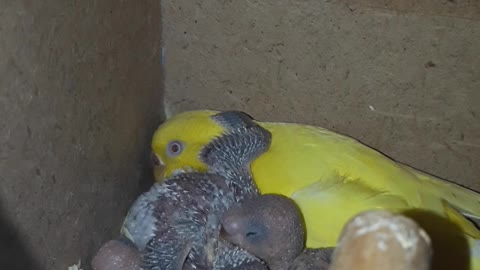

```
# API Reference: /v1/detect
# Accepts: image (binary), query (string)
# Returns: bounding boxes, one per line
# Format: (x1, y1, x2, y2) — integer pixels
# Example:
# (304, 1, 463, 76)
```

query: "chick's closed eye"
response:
(244, 222, 268, 242)
(220, 212, 268, 249)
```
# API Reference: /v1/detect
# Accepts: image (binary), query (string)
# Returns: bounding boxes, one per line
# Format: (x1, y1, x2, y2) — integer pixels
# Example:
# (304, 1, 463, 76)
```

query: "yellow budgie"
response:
(151, 110, 480, 269)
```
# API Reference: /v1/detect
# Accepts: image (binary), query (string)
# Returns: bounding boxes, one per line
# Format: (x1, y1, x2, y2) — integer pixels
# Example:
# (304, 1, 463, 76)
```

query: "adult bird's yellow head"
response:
(151, 110, 225, 181)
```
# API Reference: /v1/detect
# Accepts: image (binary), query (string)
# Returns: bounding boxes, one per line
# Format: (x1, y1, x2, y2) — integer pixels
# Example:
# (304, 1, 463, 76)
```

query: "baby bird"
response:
(220, 193, 335, 270)
(221, 194, 432, 270)
(120, 111, 272, 270)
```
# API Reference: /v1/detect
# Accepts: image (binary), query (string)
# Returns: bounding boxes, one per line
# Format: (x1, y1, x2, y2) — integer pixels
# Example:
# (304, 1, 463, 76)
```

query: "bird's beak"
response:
(153, 166, 165, 182)
(219, 225, 240, 246)
(151, 153, 165, 182)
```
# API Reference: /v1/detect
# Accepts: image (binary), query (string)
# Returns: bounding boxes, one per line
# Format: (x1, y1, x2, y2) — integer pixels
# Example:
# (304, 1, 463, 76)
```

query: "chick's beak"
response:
(151, 152, 165, 182)
(219, 217, 241, 243)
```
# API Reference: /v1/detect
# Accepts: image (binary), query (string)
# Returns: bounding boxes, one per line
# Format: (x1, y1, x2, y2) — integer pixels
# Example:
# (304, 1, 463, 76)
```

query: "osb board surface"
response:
(0, 1, 162, 269)
(162, 0, 480, 190)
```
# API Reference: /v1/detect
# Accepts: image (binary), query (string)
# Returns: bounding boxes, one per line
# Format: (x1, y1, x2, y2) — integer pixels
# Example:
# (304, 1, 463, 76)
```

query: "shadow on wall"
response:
(402, 209, 471, 270)
(0, 200, 41, 270)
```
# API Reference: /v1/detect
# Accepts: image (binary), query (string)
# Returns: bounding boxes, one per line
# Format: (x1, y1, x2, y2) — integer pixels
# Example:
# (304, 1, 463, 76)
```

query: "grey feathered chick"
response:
(121, 111, 272, 270)
(220, 194, 335, 270)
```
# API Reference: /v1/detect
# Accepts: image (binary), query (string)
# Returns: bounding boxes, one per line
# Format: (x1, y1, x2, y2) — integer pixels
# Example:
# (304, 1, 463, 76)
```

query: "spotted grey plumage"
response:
(121, 111, 271, 270)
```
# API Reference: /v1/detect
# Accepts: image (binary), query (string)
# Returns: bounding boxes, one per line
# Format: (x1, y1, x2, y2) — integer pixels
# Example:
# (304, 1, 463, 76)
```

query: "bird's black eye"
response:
(246, 231, 257, 238)
(166, 141, 183, 157)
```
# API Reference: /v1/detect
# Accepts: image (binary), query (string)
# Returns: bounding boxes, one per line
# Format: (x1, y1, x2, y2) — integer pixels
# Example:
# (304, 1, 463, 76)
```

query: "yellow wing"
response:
(289, 173, 410, 247)
(252, 121, 480, 223)
(289, 172, 480, 270)
(252, 122, 422, 204)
